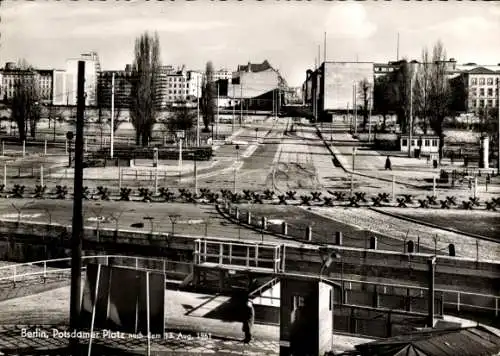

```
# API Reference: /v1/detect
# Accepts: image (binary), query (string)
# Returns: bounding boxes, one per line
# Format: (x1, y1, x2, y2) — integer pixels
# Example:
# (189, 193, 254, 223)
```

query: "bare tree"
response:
(357, 78, 372, 130)
(390, 59, 412, 133)
(413, 49, 432, 135)
(428, 41, 452, 160)
(130, 32, 162, 146)
(9, 61, 41, 142)
(201, 61, 215, 132)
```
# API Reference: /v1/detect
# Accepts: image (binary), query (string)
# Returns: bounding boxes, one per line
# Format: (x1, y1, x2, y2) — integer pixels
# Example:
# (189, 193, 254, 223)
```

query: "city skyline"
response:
(2, 1, 500, 86)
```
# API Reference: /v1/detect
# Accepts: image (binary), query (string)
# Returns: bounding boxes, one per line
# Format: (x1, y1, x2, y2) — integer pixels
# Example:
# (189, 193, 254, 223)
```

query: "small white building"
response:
(400, 135, 440, 156)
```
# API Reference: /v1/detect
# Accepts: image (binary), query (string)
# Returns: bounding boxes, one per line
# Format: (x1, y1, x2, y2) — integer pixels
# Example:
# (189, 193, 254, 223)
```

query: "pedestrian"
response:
(242, 297, 255, 343)
(385, 156, 392, 170)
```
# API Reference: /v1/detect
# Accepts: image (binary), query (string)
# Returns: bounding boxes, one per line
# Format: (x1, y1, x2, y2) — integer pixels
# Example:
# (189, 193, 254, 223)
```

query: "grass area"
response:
(381, 209, 500, 240)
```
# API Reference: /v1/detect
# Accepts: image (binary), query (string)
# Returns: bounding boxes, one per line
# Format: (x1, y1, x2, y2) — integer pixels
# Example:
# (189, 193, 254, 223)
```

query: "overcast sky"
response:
(2, 1, 500, 86)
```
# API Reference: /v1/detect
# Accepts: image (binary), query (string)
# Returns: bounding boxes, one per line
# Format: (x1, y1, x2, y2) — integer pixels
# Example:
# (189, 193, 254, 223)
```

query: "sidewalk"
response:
(319, 126, 500, 194)
(0, 285, 372, 355)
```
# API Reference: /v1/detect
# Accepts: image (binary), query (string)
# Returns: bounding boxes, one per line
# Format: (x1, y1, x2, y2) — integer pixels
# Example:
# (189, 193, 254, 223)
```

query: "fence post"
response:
(247, 211, 252, 225)
(335, 231, 343, 245)
(44, 140, 47, 156)
(135, 257, 139, 270)
(433, 176, 436, 197)
(457, 292, 460, 312)
(22, 140, 26, 157)
(13, 266, 16, 285)
(3, 164, 6, 187)
(281, 222, 288, 235)
(495, 297, 498, 317)
(305, 226, 312, 241)
(40, 165, 44, 187)
(1, 141, 3, 156)
(118, 168, 122, 190)
(43, 261, 47, 279)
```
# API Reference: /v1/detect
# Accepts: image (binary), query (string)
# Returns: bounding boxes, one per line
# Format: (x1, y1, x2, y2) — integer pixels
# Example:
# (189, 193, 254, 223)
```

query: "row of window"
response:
(470, 88, 499, 97)
(471, 99, 497, 108)
(401, 139, 438, 147)
(471, 77, 498, 85)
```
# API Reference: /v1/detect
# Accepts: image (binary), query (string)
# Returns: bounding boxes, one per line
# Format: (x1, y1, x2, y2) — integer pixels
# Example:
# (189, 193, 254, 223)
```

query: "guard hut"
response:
(279, 275, 334, 356)
(399, 135, 440, 158)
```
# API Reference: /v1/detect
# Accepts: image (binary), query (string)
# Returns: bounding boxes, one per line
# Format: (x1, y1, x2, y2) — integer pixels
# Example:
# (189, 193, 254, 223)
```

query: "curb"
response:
(368, 207, 498, 243)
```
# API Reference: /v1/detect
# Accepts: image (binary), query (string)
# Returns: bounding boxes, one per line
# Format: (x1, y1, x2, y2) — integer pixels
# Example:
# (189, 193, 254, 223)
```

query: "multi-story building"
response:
(213, 68, 233, 82)
(37, 70, 53, 103)
(0, 62, 53, 103)
(64, 52, 101, 106)
(160, 66, 202, 106)
(458, 66, 500, 112)
(304, 61, 374, 121)
(52, 69, 68, 106)
(98, 69, 134, 109)
(228, 60, 286, 110)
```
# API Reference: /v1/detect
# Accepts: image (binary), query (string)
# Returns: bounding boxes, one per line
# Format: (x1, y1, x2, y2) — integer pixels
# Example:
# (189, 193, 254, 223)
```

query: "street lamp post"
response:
(497, 78, 500, 173)
(66, 131, 74, 168)
(234, 145, 240, 193)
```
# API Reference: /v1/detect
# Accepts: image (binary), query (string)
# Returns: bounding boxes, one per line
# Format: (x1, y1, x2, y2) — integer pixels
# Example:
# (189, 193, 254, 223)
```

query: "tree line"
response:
(371, 40, 495, 158)
(6, 31, 218, 147)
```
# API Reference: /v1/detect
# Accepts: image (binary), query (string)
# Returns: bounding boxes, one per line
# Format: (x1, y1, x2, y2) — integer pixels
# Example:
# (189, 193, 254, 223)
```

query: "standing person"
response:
(242, 297, 255, 343)
(385, 155, 392, 170)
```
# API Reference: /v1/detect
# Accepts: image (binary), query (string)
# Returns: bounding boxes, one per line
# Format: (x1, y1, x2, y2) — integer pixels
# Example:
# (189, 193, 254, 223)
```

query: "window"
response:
(432, 139, 438, 147)
(488, 88, 493, 97)
(412, 140, 416, 147)
(487, 78, 493, 85)
(471, 88, 476, 97)
(479, 88, 485, 97)
(402, 139, 408, 147)
(479, 78, 485, 85)
(479, 99, 484, 107)
(488, 99, 493, 107)
(425, 139, 430, 147)
(471, 78, 477, 85)
(292, 295, 305, 309)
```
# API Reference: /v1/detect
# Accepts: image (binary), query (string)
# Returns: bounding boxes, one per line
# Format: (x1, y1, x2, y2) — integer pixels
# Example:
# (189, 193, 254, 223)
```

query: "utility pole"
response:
(324, 32, 327, 63)
(216, 82, 219, 140)
(232, 84, 235, 132)
(240, 80, 243, 125)
(111, 72, 115, 158)
(70, 60, 85, 353)
(354, 82, 358, 135)
(409, 74, 414, 158)
(197, 75, 200, 147)
(497, 78, 500, 172)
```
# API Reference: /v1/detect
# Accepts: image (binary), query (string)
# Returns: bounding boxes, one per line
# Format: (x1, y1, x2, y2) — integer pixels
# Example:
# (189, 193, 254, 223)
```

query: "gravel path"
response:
(308, 207, 500, 261)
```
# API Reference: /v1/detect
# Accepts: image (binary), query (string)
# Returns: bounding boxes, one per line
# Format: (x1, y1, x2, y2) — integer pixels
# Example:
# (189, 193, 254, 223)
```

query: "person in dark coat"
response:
(242, 298, 255, 343)
(385, 156, 392, 170)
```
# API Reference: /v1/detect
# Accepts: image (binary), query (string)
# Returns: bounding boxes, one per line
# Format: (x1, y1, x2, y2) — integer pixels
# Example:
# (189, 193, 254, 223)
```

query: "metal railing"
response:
(0, 255, 192, 286)
(252, 276, 499, 317)
(194, 238, 283, 273)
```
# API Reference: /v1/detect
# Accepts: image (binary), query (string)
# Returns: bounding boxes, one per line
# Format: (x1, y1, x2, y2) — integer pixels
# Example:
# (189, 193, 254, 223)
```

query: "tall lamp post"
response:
(66, 131, 74, 167)
(497, 78, 500, 172)
(233, 144, 240, 193)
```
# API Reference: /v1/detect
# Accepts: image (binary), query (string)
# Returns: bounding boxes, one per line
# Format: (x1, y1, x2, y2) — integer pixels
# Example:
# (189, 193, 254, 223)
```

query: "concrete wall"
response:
(0, 220, 499, 297)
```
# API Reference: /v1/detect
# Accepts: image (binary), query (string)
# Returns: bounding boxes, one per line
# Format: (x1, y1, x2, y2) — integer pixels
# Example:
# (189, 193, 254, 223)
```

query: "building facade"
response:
(459, 67, 500, 112)
(228, 60, 286, 110)
(0, 63, 53, 104)
(65, 52, 101, 106)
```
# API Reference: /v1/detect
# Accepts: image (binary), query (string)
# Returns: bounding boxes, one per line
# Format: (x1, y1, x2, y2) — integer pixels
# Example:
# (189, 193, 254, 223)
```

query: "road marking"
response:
(177, 219, 204, 224)
(241, 144, 258, 158)
(1, 213, 42, 219)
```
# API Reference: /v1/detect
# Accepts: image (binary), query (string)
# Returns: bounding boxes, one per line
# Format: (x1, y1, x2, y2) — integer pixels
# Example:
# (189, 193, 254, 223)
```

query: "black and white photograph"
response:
(0, 0, 499, 355)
